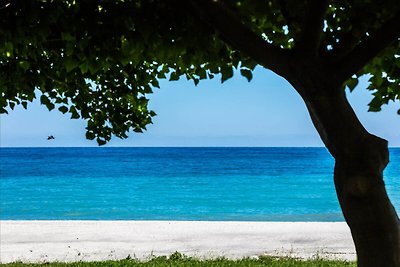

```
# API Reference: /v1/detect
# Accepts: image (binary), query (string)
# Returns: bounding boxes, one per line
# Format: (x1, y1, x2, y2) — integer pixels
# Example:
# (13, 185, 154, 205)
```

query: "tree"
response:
(1, 0, 399, 266)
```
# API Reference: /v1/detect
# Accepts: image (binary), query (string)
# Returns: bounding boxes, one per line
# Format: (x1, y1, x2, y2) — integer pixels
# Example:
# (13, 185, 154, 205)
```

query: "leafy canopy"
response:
(1, 0, 399, 145)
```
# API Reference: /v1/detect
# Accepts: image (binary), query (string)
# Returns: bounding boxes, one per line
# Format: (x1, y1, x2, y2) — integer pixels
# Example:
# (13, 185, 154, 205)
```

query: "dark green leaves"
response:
(40, 95, 55, 110)
(2, 0, 399, 147)
(85, 131, 96, 140)
(3, 42, 13, 58)
(346, 77, 359, 92)
(169, 71, 181, 81)
(21, 101, 28, 109)
(240, 69, 253, 82)
(362, 43, 400, 114)
(64, 57, 79, 72)
(58, 106, 69, 114)
(69, 106, 80, 119)
(221, 66, 233, 83)
(9, 102, 16, 110)
(40, 95, 49, 106)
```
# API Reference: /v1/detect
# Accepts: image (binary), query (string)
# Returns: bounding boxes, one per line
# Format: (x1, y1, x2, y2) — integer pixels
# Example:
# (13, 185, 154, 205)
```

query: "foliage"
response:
(364, 42, 400, 113)
(1, 0, 399, 144)
(0, 254, 356, 267)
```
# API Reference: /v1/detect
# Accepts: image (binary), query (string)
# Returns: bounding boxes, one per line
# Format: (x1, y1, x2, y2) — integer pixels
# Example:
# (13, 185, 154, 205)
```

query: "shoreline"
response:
(0, 220, 356, 263)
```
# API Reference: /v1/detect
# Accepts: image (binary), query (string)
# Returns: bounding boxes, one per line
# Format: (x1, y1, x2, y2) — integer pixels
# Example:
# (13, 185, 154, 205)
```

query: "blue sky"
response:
(1, 67, 399, 147)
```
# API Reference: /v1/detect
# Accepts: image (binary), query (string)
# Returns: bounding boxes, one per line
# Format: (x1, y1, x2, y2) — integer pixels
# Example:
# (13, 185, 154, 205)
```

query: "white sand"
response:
(0, 221, 356, 263)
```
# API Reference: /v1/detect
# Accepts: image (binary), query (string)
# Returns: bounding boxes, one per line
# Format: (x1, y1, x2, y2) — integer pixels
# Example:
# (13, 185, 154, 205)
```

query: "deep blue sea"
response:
(0, 147, 399, 221)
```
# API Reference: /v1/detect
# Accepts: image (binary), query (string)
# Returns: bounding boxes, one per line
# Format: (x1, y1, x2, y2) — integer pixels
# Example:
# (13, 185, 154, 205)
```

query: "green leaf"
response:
(221, 66, 233, 83)
(240, 69, 253, 82)
(58, 106, 68, 114)
(61, 32, 75, 41)
(21, 101, 28, 109)
(241, 58, 257, 70)
(71, 112, 80, 119)
(150, 79, 160, 88)
(193, 78, 199, 86)
(46, 102, 55, 111)
(70, 106, 80, 119)
(64, 57, 79, 72)
(169, 71, 180, 81)
(18, 61, 30, 72)
(4, 42, 13, 58)
(346, 78, 359, 92)
(157, 72, 166, 79)
(40, 95, 49, 105)
(368, 97, 382, 112)
(88, 60, 101, 74)
(79, 62, 89, 74)
(196, 68, 207, 79)
(97, 138, 107, 146)
(85, 131, 96, 140)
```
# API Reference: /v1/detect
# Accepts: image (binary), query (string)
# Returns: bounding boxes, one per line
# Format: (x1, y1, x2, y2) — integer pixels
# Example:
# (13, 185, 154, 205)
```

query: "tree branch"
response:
(187, 0, 291, 78)
(296, 0, 329, 56)
(335, 11, 400, 81)
(329, 30, 361, 60)
(277, 0, 295, 26)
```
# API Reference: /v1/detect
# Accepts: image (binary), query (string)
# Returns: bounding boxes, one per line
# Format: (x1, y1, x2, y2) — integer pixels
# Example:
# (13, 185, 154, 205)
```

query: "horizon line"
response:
(1, 146, 399, 149)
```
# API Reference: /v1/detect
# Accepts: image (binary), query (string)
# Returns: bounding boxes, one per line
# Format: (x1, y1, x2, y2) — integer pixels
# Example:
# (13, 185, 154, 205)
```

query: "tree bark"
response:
(294, 81, 400, 266)
(194, 1, 400, 263)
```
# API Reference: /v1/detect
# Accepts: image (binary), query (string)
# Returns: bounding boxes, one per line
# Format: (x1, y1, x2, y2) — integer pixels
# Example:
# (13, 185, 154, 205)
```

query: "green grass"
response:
(0, 253, 356, 267)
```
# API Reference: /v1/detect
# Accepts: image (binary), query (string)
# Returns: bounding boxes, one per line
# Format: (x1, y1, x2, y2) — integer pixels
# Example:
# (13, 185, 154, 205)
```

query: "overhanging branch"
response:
(335, 11, 400, 81)
(277, 0, 297, 28)
(187, 0, 291, 78)
(329, 30, 362, 60)
(296, 0, 329, 56)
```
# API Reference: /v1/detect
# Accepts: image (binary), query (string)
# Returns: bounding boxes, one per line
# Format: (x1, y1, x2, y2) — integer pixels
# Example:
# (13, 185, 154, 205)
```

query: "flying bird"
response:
(47, 135, 55, 140)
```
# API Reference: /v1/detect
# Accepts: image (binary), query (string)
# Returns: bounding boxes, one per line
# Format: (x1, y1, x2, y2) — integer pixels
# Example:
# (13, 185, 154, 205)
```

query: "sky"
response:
(1, 67, 399, 147)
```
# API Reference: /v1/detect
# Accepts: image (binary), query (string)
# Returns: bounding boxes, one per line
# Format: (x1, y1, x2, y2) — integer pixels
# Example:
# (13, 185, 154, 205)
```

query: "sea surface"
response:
(0, 147, 399, 221)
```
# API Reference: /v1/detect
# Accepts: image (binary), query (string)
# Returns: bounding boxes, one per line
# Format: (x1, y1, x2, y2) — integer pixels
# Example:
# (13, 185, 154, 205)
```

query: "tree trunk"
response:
(295, 82, 400, 267)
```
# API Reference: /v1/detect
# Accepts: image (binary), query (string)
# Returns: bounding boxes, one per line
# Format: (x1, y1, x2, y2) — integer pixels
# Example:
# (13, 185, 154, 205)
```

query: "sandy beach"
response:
(0, 221, 356, 263)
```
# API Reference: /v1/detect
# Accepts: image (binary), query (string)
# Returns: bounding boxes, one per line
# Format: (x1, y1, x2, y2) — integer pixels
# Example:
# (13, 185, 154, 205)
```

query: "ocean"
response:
(0, 147, 398, 221)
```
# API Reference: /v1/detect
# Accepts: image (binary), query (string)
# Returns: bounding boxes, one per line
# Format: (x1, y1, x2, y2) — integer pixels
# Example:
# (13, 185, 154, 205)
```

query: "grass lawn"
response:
(0, 253, 356, 267)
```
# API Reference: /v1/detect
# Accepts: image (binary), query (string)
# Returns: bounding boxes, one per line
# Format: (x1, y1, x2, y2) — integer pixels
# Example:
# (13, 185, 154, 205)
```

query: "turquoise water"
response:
(0, 147, 398, 221)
